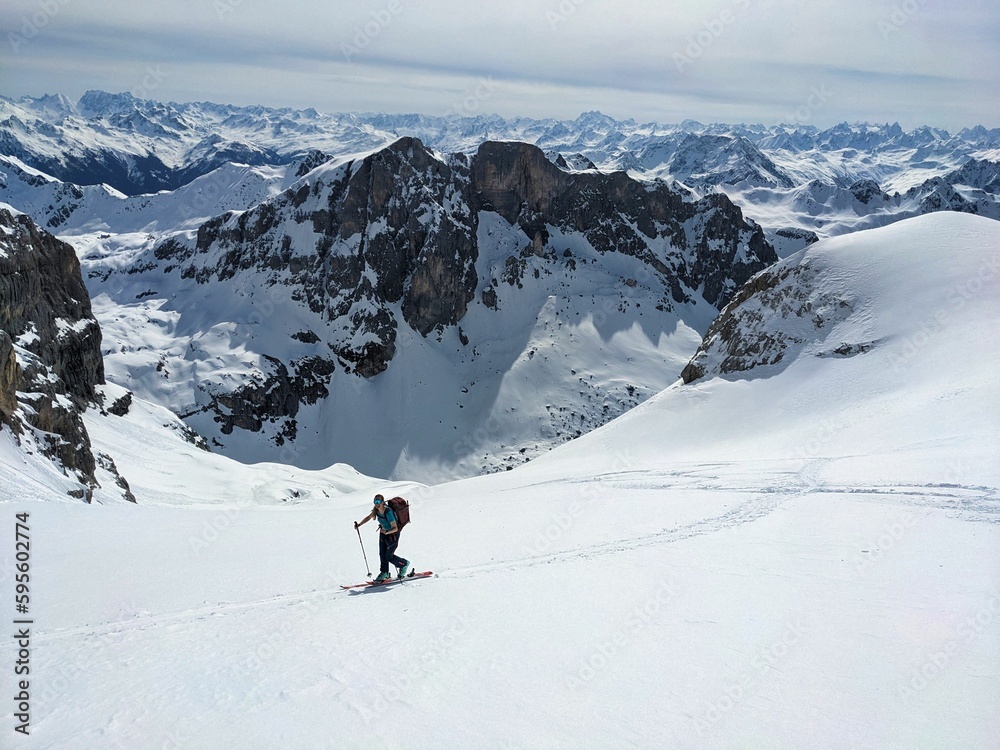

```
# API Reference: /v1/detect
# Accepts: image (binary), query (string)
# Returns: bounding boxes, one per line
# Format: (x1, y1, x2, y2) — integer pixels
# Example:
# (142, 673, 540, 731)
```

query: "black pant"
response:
(379, 532, 407, 574)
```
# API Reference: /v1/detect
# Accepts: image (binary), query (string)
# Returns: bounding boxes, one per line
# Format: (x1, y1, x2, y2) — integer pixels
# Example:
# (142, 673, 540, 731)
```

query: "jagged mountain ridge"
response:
(0, 153, 296, 235)
(76, 137, 774, 480)
(726, 156, 1000, 254)
(151, 138, 770, 373)
(3, 91, 999, 259)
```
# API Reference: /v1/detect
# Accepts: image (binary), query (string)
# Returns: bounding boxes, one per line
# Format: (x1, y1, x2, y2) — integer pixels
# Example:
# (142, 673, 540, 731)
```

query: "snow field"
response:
(2, 467, 997, 748)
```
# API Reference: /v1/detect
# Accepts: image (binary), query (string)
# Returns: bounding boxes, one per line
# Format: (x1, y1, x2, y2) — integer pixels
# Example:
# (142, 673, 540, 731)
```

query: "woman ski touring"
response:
(355, 494, 411, 582)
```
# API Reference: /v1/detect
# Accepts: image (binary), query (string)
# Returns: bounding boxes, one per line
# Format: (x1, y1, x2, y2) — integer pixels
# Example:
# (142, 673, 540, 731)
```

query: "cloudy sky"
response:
(3, 0, 998, 129)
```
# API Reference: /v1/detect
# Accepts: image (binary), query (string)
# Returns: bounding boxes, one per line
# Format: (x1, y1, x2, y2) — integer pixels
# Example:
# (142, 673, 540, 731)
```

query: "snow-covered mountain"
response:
(2, 91, 999, 481)
(1, 212, 996, 748)
(73, 137, 774, 481)
(0, 153, 298, 235)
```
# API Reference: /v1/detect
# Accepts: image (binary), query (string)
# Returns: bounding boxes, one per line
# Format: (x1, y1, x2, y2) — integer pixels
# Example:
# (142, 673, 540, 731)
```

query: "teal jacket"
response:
(376, 507, 398, 532)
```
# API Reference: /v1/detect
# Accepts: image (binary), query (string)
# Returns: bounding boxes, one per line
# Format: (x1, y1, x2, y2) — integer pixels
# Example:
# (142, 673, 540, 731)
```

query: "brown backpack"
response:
(387, 496, 410, 530)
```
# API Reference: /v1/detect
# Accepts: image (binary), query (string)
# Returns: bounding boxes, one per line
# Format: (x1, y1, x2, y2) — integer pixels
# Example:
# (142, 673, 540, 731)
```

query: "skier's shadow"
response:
(346, 584, 398, 596)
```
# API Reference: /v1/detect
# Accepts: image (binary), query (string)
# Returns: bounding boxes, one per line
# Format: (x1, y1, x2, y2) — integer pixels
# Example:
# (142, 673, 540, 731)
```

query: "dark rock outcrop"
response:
(850, 179, 888, 205)
(681, 259, 855, 384)
(0, 209, 104, 399)
(161, 137, 480, 379)
(0, 330, 20, 427)
(208, 355, 337, 439)
(0, 208, 105, 486)
(469, 141, 775, 308)
(944, 158, 1000, 194)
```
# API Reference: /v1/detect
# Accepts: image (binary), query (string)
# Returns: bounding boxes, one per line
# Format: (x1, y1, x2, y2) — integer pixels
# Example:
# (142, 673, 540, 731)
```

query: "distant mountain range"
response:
(3, 91, 999, 252)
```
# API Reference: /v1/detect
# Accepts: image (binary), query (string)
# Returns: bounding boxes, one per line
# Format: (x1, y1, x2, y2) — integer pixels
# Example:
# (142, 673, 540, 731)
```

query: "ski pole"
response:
(356, 524, 372, 578)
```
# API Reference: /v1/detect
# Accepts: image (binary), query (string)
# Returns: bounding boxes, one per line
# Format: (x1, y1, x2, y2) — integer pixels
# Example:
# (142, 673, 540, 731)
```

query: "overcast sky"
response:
(2, 0, 998, 129)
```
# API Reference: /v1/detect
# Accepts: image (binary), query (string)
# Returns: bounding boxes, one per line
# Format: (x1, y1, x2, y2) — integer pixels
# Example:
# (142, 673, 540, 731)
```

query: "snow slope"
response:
(0, 212, 998, 748)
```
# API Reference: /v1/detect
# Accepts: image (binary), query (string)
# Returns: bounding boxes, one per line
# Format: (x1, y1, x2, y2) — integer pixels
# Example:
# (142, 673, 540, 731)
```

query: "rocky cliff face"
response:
(0, 207, 105, 487)
(155, 137, 772, 352)
(0, 330, 20, 419)
(680, 255, 863, 385)
(470, 141, 774, 307)
(155, 137, 480, 378)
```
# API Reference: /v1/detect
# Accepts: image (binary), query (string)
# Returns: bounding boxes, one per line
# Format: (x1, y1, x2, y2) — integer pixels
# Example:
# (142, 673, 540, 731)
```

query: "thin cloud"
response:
(2, 0, 997, 128)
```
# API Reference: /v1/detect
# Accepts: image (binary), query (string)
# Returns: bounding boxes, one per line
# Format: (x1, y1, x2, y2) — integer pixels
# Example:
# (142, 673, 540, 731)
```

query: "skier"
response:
(355, 494, 411, 582)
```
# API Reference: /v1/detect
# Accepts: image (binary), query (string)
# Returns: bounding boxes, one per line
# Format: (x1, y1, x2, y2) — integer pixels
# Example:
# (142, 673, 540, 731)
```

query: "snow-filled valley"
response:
(1, 212, 998, 748)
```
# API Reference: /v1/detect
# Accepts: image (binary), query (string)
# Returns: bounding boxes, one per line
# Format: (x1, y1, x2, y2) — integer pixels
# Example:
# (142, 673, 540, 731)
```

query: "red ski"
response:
(341, 571, 434, 590)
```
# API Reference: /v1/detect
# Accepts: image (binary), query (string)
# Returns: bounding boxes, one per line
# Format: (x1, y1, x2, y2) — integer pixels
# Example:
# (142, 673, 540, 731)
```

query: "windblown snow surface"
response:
(1, 212, 999, 748)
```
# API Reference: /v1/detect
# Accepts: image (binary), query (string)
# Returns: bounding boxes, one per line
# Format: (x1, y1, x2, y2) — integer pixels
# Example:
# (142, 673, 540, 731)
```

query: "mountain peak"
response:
(19, 93, 78, 118)
(573, 110, 618, 129)
(77, 90, 138, 118)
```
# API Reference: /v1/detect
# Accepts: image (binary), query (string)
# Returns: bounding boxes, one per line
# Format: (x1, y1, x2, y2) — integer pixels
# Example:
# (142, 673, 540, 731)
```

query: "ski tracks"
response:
(440, 459, 999, 581)
(440, 463, 809, 581)
(28, 585, 347, 646)
(807, 483, 1000, 523)
(29, 462, 997, 644)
